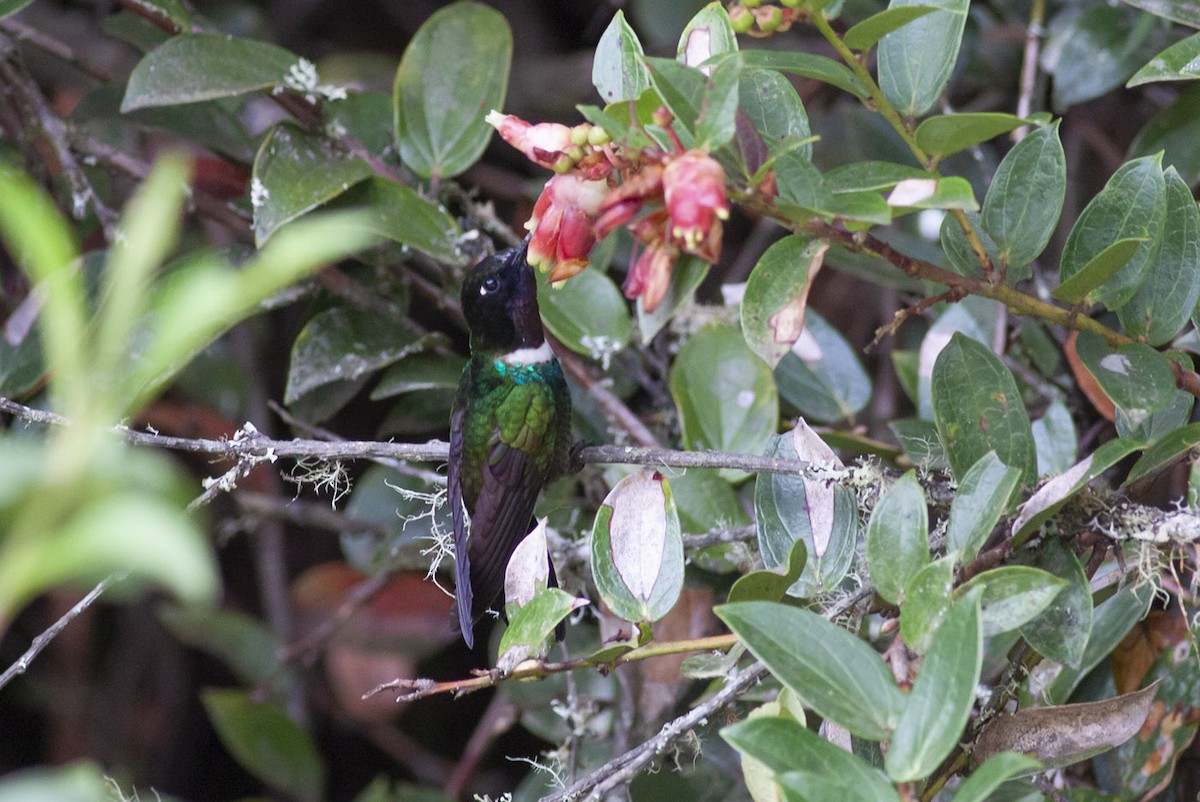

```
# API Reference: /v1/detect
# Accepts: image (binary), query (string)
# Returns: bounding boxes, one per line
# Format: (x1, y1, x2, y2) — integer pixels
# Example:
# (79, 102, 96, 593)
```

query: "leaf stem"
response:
(809, 11, 996, 278)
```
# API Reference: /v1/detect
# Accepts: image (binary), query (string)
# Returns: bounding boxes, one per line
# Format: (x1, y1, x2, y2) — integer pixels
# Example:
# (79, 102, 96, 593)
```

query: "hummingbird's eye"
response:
(480, 276, 500, 295)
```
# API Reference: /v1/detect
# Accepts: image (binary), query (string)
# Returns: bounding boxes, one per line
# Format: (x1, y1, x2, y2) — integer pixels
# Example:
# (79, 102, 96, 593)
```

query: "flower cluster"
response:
(487, 110, 730, 312)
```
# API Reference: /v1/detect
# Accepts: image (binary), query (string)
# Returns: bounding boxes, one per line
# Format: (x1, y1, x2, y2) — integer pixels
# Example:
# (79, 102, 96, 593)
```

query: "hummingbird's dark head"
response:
(461, 238, 544, 353)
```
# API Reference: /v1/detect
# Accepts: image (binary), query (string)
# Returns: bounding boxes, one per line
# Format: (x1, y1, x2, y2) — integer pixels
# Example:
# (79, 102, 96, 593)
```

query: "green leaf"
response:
(958, 566, 1066, 637)
(1073, 332, 1177, 421)
(0, 489, 218, 617)
(670, 468, 750, 535)
(913, 113, 1028, 158)
(98, 154, 190, 414)
(741, 235, 822, 367)
(670, 324, 779, 468)
(953, 752, 1042, 802)
(1051, 237, 1148, 304)
(717, 601, 905, 740)
(537, 268, 631, 363)
(126, 0, 190, 31)
(1044, 582, 1152, 704)
(252, 124, 373, 246)
(121, 33, 298, 111)
(888, 418, 948, 469)
(1118, 167, 1200, 344)
(678, 3, 739, 65)
(393, 1, 512, 179)
(1120, 0, 1200, 26)
(899, 555, 954, 653)
(774, 310, 872, 424)
(844, 6, 938, 51)
(866, 471, 930, 605)
(1019, 537, 1092, 667)
(1125, 421, 1200, 485)
(1011, 438, 1144, 541)
(644, 57, 706, 139)
(723, 718, 900, 802)
(1058, 153, 1165, 309)
(1048, 7, 1159, 109)
(0, 762, 126, 802)
(1129, 32, 1200, 86)
(1115, 351, 1195, 442)
(885, 589, 982, 782)
(329, 91, 394, 154)
(918, 298, 997, 417)
(371, 351, 465, 399)
(982, 123, 1066, 271)
(158, 604, 280, 686)
(824, 161, 933, 193)
(498, 587, 585, 660)
(593, 10, 651, 103)
(285, 307, 429, 404)
(0, 164, 84, 417)
(931, 333, 1037, 486)
(590, 471, 684, 623)
(76, 84, 255, 163)
(755, 424, 857, 597)
(1129, 84, 1200, 186)
(0, 0, 36, 20)
(333, 178, 463, 264)
(728, 539, 807, 603)
(946, 451, 1021, 561)
(737, 50, 868, 99)
(201, 688, 324, 802)
(1032, 399, 1078, 476)
(877, 0, 970, 117)
(739, 68, 813, 166)
(695, 56, 741, 149)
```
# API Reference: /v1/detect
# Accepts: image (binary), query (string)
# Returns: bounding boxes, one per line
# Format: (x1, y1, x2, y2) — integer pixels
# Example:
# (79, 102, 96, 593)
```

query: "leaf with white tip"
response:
(590, 471, 684, 623)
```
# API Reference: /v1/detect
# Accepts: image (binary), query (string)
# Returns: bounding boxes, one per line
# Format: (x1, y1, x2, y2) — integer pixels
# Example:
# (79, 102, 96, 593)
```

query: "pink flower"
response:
(487, 111, 582, 173)
(525, 174, 609, 280)
(624, 211, 678, 313)
(662, 150, 729, 262)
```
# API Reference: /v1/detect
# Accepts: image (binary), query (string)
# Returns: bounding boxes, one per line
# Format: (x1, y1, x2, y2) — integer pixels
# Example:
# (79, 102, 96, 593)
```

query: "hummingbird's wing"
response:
(448, 392, 474, 647)
(465, 438, 546, 622)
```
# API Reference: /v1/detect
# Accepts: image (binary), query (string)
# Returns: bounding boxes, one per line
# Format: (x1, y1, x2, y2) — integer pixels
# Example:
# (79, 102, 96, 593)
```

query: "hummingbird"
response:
(448, 237, 572, 648)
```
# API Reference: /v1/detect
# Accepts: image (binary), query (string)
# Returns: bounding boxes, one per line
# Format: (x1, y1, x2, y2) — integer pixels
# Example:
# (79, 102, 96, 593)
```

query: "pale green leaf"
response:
(122, 33, 298, 111)
(393, 1, 511, 178)
(717, 601, 906, 740)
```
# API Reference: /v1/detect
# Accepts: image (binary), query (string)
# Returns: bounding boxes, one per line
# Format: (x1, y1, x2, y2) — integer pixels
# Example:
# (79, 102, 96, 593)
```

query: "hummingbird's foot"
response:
(568, 439, 592, 474)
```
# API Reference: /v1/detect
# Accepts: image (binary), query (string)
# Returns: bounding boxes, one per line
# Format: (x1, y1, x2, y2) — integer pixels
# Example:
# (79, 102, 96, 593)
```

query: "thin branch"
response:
(0, 19, 114, 82)
(776, 220, 1200, 400)
(0, 45, 118, 238)
(1013, 0, 1047, 141)
(0, 574, 121, 692)
(0, 397, 821, 478)
(364, 634, 740, 703)
(683, 524, 757, 550)
(546, 661, 769, 802)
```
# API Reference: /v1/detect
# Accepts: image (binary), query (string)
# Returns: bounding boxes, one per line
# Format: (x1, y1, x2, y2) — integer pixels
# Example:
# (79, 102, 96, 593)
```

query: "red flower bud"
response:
(525, 174, 609, 278)
(487, 111, 577, 172)
(662, 150, 729, 262)
(625, 234, 677, 313)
